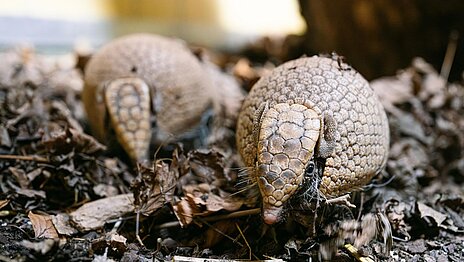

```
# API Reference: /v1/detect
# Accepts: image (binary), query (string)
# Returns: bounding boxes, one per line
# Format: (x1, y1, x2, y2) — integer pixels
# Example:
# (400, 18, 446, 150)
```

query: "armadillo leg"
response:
(104, 78, 151, 163)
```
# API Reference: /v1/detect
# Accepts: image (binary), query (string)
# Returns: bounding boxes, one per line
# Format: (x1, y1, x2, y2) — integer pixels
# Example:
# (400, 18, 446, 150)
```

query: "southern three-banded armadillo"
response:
(236, 56, 389, 224)
(82, 34, 242, 163)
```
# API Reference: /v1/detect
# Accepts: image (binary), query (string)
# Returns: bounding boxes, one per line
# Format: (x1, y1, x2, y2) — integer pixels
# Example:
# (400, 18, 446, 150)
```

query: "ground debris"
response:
(70, 193, 135, 231)
(28, 211, 59, 239)
(0, 41, 463, 261)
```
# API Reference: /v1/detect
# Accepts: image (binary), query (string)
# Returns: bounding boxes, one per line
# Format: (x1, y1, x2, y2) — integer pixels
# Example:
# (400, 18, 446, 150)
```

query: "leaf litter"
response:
(0, 41, 462, 261)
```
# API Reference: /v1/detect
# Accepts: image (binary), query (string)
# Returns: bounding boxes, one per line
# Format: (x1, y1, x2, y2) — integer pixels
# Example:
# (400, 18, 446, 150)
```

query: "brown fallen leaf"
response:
(132, 148, 180, 216)
(0, 199, 10, 209)
(173, 183, 245, 227)
(8, 180, 46, 199)
(70, 193, 134, 231)
(384, 199, 412, 241)
(9, 167, 30, 188)
(28, 211, 59, 238)
(416, 202, 447, 226)
(40, 127, 106, 155)
(173, 195, 198, 227)
(188, 149, 226, 183)
(51, 213, 78, 236)
(91, 232, 127, 259)
(0, 125, 12, 147)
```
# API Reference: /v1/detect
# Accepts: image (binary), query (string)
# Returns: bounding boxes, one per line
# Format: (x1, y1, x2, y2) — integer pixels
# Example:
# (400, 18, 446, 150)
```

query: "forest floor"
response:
(0, 40, 463, 261)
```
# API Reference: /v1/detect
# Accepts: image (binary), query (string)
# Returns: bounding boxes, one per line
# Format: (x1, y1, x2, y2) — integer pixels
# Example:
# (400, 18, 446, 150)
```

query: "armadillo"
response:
(82, 34, 229, 162)
(236, 56, 389, 224)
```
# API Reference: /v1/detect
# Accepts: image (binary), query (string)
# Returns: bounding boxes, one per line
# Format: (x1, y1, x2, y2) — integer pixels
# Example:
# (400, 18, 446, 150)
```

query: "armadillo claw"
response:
(104, 77, 151, 162)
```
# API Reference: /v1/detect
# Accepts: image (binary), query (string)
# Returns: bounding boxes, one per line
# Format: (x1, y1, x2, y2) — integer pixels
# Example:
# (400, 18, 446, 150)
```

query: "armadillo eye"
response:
(305, 161, 316, 176)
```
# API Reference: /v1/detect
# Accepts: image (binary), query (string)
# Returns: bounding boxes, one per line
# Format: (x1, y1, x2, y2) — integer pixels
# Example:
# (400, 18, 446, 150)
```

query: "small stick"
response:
(154, 208, 261, 229)
(196, 217, 244, 247)
(0, 154, 49, 163)
(440, 30, 459, 81)
(235, 223, 252, 260)
(325, 194, 356, 208)
(135, 209, 145, 247)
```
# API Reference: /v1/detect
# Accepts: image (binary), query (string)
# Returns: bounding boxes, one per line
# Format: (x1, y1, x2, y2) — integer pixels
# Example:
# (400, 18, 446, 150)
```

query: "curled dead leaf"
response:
(172, 183, 245, 227)
(132, 148, 180, 216)
(28, 211, 59, 239)
(41, 127, 106, 155)
(416, 202, 447, 227)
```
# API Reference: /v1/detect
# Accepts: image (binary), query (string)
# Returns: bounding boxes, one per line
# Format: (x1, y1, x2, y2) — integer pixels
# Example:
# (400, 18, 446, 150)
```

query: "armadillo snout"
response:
(256, 103, 322, 223)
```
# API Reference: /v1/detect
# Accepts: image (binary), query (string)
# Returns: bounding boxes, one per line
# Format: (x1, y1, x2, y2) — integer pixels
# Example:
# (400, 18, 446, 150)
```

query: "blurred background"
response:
(0, 0, 463, 81)
(0, 0, 305, 50)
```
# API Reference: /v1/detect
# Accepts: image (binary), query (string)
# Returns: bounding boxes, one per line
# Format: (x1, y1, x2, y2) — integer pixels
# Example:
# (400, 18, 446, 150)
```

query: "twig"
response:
(325, 194, 356, 208)
(0, 154, 49, 163)
(135, 209, 145, 247)
(196, 217, 244, 247)
(392, 236, 410, 242)
(154, 208, 261, 229)
(440, 30, 459, 81)
(236, 223, 252, 260)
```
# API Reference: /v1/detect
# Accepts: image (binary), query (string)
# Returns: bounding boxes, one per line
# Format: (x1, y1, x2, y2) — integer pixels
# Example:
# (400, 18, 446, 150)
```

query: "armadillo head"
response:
(104, 77, 152, 163)
(256, 103, 321, 224)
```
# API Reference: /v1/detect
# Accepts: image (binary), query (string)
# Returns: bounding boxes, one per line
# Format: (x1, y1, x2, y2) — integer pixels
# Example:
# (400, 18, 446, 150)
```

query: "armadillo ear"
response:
(316, 112, 339, 158)
(252, 101, 269, 149)
(104, 77, 151, 163)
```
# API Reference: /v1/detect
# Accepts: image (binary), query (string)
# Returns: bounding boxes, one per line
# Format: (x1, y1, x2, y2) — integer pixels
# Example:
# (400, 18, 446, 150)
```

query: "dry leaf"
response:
(188, 149, 226, 183)
(41, 127, 106, 155)
(28, 211, 59, 238)
(9, 167, 30, 188)
(51, 213, 78, 236)
(133, 152, 179, 216)
(173, 183, 245, 227)
(0, 126, 12, 147)
(91, 232, 127, 259)
(0, 199, 10, 209)
(172, 197, 197, 227)
(70, 193, 134, 231)
(417, 202, 447, 226)
(384, 199, 412, 241)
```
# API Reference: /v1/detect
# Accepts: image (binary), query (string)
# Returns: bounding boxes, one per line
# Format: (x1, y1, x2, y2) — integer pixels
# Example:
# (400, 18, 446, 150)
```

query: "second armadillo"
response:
(83, 34, 241, 163)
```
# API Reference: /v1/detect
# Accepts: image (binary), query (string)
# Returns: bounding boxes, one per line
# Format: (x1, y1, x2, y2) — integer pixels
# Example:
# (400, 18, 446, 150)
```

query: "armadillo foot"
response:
(104, 77, 152, 163)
